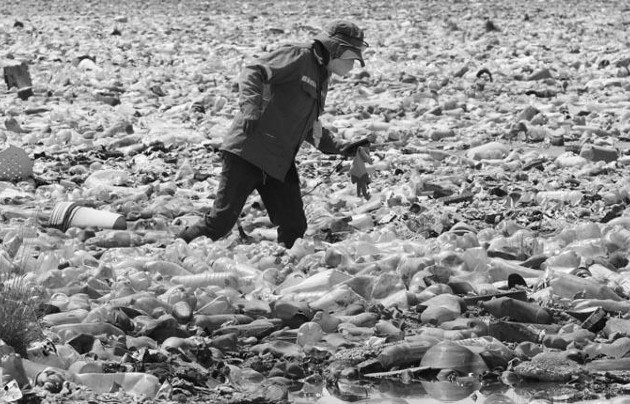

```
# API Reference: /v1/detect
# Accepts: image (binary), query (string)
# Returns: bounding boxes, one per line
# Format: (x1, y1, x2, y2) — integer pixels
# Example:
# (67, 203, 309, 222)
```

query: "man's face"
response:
(327, 58, 355, 76)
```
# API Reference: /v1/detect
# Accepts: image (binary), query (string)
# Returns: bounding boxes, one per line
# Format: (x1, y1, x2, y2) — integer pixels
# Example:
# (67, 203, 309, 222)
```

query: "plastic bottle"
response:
(348, 213, 373, 231)
(56, 344, 82, 369)
(461, 247, 490, 272)
(514, 341, 543, 360)
(85, 231, 143, 248)
(278, 269, 352, 296)
(0, 378, 21, 401)
(171, 272, 240, 290)
(36, 251, 61, 274)
(482, 297, 552, 324)
(542, 250, 581, 272)
(49, 292, 70, 311)
(2, 231, 22, 258)
(181, 255, 212, 274)
(26, 340, 66, 369)
(67, 293, 91, 311)
(310, 284, 363, 312)
(574, 222, 602, 240)
(603, 227, 630, 253)
(175, 158, 194, 181)
(0, 354, 29, 388)
(127, 270, 152, 291)
(226, 365, 264, 392)
(420, 294, 464, 325)
(488, 321, 559, 343)
(74, 372, 160, 398)
(194, 314, 253, 333)
(565, 239, 607, 259)
(50, 323, 126, 342)
(535, 190, 583, 206)
(453, 336, 516, 369)
(584, 336, 630, 359)
(580, 144, 618, 163)
(195, 295, 234, 316)
(143, 260, 192, 277)
(42, 309, 89, 327)
(550, 273, 622, 301)
(542, 328, 596, 350)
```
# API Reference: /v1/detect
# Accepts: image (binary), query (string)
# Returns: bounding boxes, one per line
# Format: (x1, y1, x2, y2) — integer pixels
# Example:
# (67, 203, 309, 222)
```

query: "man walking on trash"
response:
(177, 20, 372, 248)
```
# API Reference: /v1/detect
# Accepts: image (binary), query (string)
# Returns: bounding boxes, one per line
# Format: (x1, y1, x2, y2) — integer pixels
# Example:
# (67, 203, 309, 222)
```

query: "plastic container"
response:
(603, 227, 630, 252)
(461, 247, 490, 272)
(454, 336, 516, 369)
(0, 354, 30, 388)
(0, 379, 21, 401)
(584, 337, 630, 359)
(49, 201, 126, 232)
(488, 321, 559, 343)
(550, 273, 622, 301)
(565, 239, 607, 259)
(482, 297, 552, 324)
(580, 144, 618, 163)
(74, 372, 160, 397)
(296, 322, 323, 350)
(171, 272, 240, 290)
(419, 294, 464, 325)
(194, 314, 254, 333)
(420, 341, 489, 374)
(49, 323, 126, 343)
(67, 360, 103, 374)
(26, 340, 66, 370)
(2, 231, 22, 259)
(49, 292, 70, 311)
(193, 295, 232, 315)
(535, 190, 583, 206)
(377, 337, 437, 369)
(278, 269, 352, 296)
(309, 284, 363, 312)
(514, 341, 544, 360)
(85, 231, 143, 248)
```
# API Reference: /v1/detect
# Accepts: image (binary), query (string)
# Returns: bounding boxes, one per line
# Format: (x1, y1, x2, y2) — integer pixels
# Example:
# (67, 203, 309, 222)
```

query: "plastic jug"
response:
(74, 372, 160, 397)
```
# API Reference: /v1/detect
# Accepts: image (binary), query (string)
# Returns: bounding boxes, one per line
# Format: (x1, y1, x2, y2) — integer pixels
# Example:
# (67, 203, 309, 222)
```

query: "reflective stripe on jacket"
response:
(221, 42, 344, 181)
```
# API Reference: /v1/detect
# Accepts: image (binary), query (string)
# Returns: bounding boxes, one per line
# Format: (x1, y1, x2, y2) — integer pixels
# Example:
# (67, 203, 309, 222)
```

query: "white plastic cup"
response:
(49, 202, 126, 231)
(49, 202, 75, 229)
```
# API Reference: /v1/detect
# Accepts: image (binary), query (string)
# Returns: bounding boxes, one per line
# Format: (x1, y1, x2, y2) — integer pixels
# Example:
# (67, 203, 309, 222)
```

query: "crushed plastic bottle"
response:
(74, 372, 160, 397)
(535, 190, 583, 206)
(296, 322, 323, 350)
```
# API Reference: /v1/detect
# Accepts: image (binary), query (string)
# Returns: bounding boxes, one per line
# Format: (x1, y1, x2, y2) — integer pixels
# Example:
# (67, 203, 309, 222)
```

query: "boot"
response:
(176, 220, 212, 243)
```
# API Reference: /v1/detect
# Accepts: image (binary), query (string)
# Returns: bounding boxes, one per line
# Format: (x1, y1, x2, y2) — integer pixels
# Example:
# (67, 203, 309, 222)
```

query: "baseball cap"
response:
(315, 20, 368, 67)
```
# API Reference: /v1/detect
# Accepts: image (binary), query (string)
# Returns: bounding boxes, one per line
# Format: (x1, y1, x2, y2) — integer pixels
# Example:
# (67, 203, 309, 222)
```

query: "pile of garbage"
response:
(2, 0, 630, 403)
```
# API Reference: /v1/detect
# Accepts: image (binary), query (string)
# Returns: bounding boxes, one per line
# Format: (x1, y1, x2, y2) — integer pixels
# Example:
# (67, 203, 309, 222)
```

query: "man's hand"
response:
(341, 133, 377, 157)
(243, 118, 258, 136)
(349, 146, 372, 199)
(341, 137, 371, 158)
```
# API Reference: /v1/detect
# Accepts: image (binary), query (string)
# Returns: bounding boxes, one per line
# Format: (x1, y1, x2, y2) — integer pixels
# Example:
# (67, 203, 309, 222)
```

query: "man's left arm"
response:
(306, 124, 371, 156)
(305, 124, 344, 154)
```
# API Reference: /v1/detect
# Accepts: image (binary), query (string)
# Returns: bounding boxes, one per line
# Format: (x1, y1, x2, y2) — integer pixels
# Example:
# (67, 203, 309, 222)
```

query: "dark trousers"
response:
(204, 152, 307, 248)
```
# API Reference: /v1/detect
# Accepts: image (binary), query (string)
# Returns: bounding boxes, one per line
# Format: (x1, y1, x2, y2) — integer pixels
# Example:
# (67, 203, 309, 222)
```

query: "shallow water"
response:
(288, 378, 630, 404)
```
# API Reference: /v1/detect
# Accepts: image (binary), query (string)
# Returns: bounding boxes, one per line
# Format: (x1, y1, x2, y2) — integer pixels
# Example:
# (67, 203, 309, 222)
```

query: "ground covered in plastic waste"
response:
(2, 0, 630, 403)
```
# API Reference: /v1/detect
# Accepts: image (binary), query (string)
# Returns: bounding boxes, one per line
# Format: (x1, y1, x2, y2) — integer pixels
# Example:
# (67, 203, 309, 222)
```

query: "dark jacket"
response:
(221, 42, 345, 181)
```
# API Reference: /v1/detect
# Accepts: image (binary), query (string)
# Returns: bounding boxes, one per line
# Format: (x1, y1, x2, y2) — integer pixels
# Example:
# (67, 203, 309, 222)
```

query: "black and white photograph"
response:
(1, 1, 630, 403)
